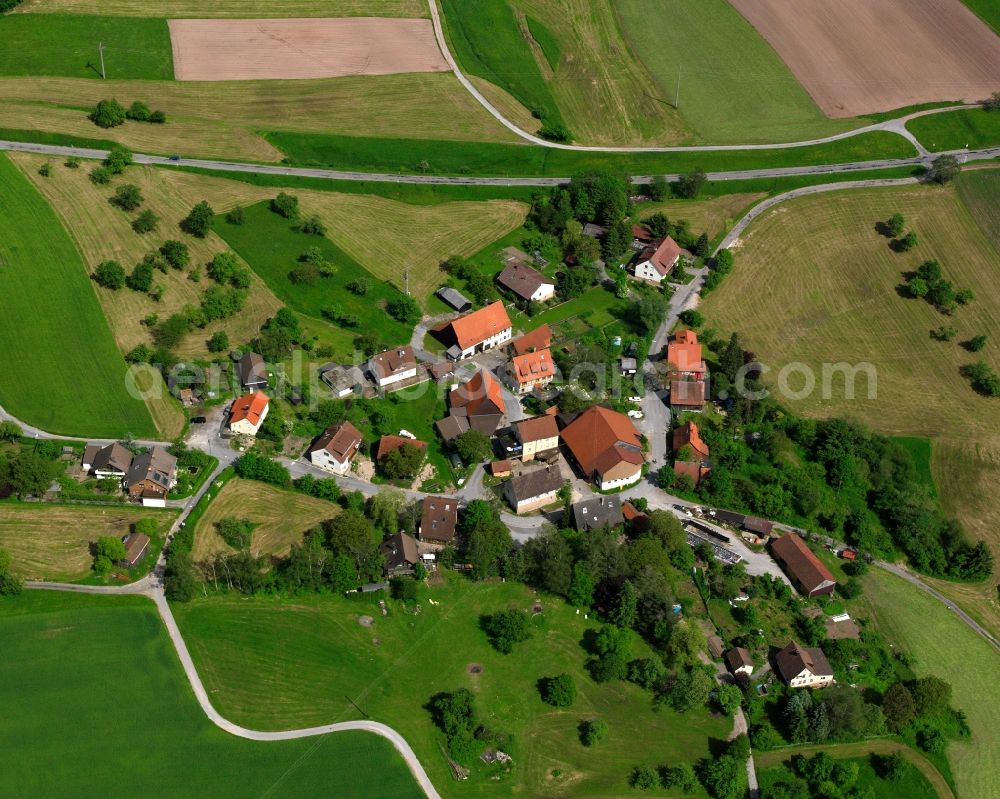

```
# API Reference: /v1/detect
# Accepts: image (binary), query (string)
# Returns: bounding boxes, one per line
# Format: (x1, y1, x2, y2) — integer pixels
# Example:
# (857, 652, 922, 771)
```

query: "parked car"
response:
(627, 410, 644, 419)
(190, 416, 207, 424)
(627, 396, 642, 403)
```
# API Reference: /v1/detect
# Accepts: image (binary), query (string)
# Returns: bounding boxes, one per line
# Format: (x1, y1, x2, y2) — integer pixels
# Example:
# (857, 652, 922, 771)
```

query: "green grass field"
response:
(266, 130, 916, 177)
(439, 0, 565, 129)
(758, 749, 940, 799)
(864, 570, 999, 799)
(961, 0, 1000, 35)
(615, 0, 859, 143)
(0, 591, 423, 798)
(892, 437, 937, 497)
(212, 201, 412, 348)
(954, 168, 1000, 248)
(173, 575, 730, 798)
(699, 183, 1000, 445)
(907, 109, 1000, 152)
(0, 153, 155, 437)
(525, 15, 560, 71)
(18, 0, 427, 16)
(0, 14, 172, 79)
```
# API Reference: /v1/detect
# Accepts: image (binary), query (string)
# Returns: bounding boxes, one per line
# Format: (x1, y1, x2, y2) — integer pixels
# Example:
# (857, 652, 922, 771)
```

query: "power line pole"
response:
(98, 41, 106, 79)
(675, 64, 682, 109)
(404, 268, 410, 295)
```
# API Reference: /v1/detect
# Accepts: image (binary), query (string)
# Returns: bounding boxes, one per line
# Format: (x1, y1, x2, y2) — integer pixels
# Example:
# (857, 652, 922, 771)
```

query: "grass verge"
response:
(907, 109, 1000, 152)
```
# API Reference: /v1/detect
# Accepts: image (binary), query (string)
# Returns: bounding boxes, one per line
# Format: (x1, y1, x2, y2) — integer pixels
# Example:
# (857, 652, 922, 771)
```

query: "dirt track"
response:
(729, 0, 1000, 117)
(169, 17, 449, 81)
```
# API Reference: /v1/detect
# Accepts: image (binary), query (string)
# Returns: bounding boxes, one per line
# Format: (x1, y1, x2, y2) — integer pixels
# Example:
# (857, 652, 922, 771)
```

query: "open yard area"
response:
(699, 182, 1000, 445)
(633, 192, 767, 241)
(907, 109, 1000, 152)
(0, 153, 156, 438)
(191, 478, 338, 562)
(168, 18, 448, 82)
(172, 575, 730, 799)
(728, 0, 1000, 117)
(16, 0, 428, 16)
(0, 503, 173, 581)
(0, 591, 423, 799)
(0, 73, 520, 165)
(616, 0, 858, 143)
(0, 14, 172, 79)
(863, 569, 1000, 799)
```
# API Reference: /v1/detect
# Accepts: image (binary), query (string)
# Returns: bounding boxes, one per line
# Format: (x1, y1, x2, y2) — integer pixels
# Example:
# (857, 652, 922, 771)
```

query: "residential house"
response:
(508, 348, 556, 394)
(435, 414, 469, 444)
(582, 223, 607, 239)
(744, 516, 775, 537)
(430, 361, 455, 381)
(447, 369, 507, 436)
(120, 532, 151, 567)
(308, 421, 364, 475)
(489, 459, 513, 478)
(634, 236, 689, 284)
(724, 647, 754, 678)
(229, 392, 269, 436)
(620, 357, 637, 376)
(82, 442, 133, 480)
(632, 224, 656, 247)
(496, 262, 555, 304)
(770, 533, 837, 597)
(368, 345, 418, 390)
(237, 351, 268, 392)
(376, 435, 428, 462)
(511, 324, 552, 356)
(672, 420, 711, 486)
(560, 405, 645, 490)
(622, 500, 650, 532)
(514, 415, 560, 462)
(125, 447, 178, 506)
(444, 301, 512, 359)
(775, 640, 835, 688)
(436, 286, 472, 312)
(381, 532, 419, 576)
(319, 363, 364, 398)
(419, 496, 458, 546)
(503, 464, 563, 514)
(669, 379, 706, 412)
(572, 496, 623, 532)
(667, 329, 707, 380)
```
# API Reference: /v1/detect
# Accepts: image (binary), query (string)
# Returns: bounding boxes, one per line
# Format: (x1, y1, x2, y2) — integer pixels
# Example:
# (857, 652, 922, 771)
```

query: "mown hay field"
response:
(191, 478, 337, 561)
(0, 73, 520, 164)
(0, 504, 173, 581)
(16, 0, 428, 16)
(0, 154, 156, 438)
(864, 570, 1000, 799)
(636, 192, 767, 239)
(699, 183, 1000, 445)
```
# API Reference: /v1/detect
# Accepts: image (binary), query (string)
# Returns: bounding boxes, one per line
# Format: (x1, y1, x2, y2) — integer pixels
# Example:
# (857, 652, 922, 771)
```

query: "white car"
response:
(627, 396, 642, 403)
(627, 410, 644, 419)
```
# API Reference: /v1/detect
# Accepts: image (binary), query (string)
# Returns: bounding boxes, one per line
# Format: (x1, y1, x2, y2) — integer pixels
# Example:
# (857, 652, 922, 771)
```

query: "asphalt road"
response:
(3, 137, 1000, 187)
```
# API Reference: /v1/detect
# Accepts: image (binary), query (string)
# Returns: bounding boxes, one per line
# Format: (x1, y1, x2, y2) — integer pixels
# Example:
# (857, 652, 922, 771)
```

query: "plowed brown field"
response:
(169, 17, 449, 81)
(729, 0, 1000, 117)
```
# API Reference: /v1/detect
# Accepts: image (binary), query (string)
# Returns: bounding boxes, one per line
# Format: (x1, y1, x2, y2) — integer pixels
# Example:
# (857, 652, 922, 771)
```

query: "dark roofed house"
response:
(83, 442, 133, 478)
(504, 465, 563, 514)
(436, 414, 470, 444)
(437, 286, 473, 312)
(669, 379, 706, 411)
(634, 236, 690, 284)
(309, 421, 364, 475)
(775, 640, 835, 688)
(496, 262, 555, 303)
(368, 345, 418, 390)
(582, 223, 607, 238)
(237, 351, 268, 391)
(744, 516, 775, 536)
(381, 532, 419, 576)
(572, 496, 623, 532)
(120, 532, 151, 568)
(419, 496, 458, 545)
(724, 647, 754, 677)
(770, 534, 837, 597)
(125, 448, 177, 505)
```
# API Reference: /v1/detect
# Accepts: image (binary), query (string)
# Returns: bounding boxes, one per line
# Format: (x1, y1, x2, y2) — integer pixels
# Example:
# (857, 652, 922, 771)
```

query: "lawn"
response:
(954, 167, 1000, 250)
(0, 591, 424, 799)
(191, 477, 338, 562)
(632, 192, 767, 241)
(18, 0, 427, 15)
(0, 153, 156, 438)
(615, 0, 860, 144)
(0, 14, 172, 79)
(265, 129, 917, 177)
(172, 574, 731, 799)
(0, 73, 519, 166)
(757, 747, 941, 799)
(0, 503, 174, 581)
(960, 0, 1000, 35)
(699, 183, 1000, 445)
(863, 569, 1000, 799)
(439, 0, 565, 129)
(907, 108, 1000, 152)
